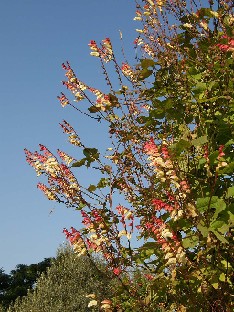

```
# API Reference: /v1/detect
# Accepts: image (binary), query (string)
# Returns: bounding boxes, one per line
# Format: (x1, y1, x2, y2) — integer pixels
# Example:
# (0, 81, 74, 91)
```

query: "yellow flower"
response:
(183, 23, 193, 28)
(88, 300, 98, 307)
(86, 294, 96, 299)
(74, 92, 84, 102)
(210, 10, 219, 18)
(68, 134, 80, 146)
(45, 191, 57, 201)
(101, 299, 112, 310)
(90, 51, 100, 57)
(133, 17, 142, 21)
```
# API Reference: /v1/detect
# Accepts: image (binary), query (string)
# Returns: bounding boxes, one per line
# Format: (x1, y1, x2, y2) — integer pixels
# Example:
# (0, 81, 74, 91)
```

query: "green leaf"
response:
(75, 202, 86, 210)
(97, 178, 109, 188)
(198, 95, 229, 104)
(198, 157, 206, 169)
(192, 82, 207, 94)
(228, 211, 234, 226)
(182, 235, 199, 248)
(209, 151, 219, 165)
(210, 217, 230, 235)
(138, 69, 153, 80)
(219, 273, 232, 284)
(222, 162, 234, 174)
(83, 148, 99, 160)
(197, 8, 213, 18)
(210, 229, 228, 244)
(170, 139, 191, 155)
(212, 282, 219, 289)
(72, 158, 86, 167)
(108, 93, 120, 107)
(149, 107, 165, 119)
(227, 186, 234, 198)
(145, 248, 155, 257)
(136, 116, 149, 124)
(191, 135, 207, 147)
(87, 184, 96, 192)
(196, 196, 218, 212)
(212, 199, 226, 220)
(140, 58, 155, 69)
(210, 220, 226, 230)
(190, 73, 202, 80)
(197, 221, 209, 237)
(140, 242, 158, 249)
(88, 106, 101, 113)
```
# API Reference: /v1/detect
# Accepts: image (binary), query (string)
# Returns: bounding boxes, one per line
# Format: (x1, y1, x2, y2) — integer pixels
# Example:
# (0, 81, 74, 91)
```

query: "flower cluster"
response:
(145, 0, 166, 12)
(25, 145, 80, 203)
(57, 92, 70, 107)
(61, 62, 117, 112)
(116, 205, 134, 240)
(63, 204, 136, 279)
(121, 63, 137, 81)
(86, 294, 112, 311)
(88, 38, 113, 63)
(63, 227, 86, 256)
(59, 120, 81, 146)
(140, 215, 187, 265)
(89, 88, 113, 111)
(37, 182, 58, 200)
(144, 138, 180, 189)
(61, 61, 87, 104)
(144, 139, 194, 222)
(133, 10, 142, 21)
(216, 144, 228, 171)
(57, 149, 74, 165)
(152, 198, 174, 212)
(203, 144, 228, 173)
(217, 36, 234, 52)
(74, 209, 115, 263)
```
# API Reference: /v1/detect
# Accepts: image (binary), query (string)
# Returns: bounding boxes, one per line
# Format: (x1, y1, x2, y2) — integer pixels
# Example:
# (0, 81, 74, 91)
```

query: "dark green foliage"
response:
(0, 258, 52, 310)
(0, 269, 10, 311)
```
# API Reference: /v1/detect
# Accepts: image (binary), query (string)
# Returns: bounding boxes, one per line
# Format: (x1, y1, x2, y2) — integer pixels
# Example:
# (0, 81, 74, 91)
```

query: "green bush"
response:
(8, 246, 112, 312)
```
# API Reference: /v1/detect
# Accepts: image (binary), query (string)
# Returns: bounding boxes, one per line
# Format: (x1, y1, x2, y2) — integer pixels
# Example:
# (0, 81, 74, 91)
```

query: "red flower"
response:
(218, 145, 225, 160)
(144, 274, 154, 281)
(61, 61, 71, 70)
(113, 267, 122, 276)
(63, 228, 71, 239)
(217, 36, 234, 52)
(144, 137, 159, 155)
(152, 199, 174, 212)
(161, 146, 170, 159)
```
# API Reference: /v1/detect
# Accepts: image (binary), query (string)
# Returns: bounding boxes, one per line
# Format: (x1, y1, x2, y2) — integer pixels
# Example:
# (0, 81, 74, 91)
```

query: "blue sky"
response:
(0, 0, 137, 273)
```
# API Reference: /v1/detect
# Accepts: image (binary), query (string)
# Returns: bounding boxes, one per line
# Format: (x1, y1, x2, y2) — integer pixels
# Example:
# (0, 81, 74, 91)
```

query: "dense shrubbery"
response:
(7, 246, 113, 312)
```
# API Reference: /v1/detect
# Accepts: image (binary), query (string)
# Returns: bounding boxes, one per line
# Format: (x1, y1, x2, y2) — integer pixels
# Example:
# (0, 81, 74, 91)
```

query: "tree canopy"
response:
(0, 258, 52, 310)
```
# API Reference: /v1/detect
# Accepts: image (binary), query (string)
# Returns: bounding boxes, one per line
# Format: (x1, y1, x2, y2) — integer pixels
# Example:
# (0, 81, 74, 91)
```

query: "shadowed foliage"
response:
(0, 258, 52, 310)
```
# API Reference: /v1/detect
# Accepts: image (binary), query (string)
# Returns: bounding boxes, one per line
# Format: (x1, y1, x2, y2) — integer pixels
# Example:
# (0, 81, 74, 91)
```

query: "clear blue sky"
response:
(0, 0, 136, 273)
